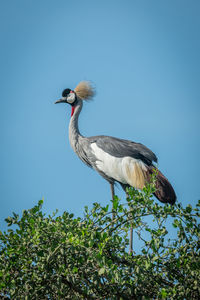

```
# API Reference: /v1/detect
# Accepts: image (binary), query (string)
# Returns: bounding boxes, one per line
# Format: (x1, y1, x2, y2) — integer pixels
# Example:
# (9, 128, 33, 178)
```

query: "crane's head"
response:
(55, 81, 95, 116)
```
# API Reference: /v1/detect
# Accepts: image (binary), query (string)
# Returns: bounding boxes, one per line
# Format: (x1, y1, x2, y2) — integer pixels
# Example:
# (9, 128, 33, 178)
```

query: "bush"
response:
(0, 180, 199, 299)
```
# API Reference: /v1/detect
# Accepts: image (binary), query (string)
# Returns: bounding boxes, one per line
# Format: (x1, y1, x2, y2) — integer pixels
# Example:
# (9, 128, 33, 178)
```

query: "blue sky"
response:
(0, 0, 199, 232)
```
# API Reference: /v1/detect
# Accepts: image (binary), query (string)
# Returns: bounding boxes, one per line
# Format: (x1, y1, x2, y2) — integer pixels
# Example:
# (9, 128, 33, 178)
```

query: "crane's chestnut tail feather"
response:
(120, 163, 176, 205)
(147, 167, 176, 205)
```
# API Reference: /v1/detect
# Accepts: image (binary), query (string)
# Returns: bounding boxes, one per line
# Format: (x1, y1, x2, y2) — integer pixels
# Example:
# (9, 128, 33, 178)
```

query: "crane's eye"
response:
(67, 92, 76, 104)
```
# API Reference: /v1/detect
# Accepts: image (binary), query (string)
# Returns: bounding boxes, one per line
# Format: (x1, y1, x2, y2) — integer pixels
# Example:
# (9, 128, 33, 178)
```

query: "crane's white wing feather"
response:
(91, 143, 148, 189)
(88, 135, 157, 165)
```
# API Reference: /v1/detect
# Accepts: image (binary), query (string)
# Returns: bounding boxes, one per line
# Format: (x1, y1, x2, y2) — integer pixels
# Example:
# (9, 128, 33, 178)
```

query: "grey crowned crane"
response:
(55, 81, 176, 251)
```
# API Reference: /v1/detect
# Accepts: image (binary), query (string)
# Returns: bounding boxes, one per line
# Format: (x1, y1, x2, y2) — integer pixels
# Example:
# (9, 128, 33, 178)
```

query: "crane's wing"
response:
(88, 135, 157, 166)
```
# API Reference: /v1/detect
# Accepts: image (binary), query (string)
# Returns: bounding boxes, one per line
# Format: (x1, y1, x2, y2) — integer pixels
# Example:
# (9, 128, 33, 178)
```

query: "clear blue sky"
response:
(1, 0, 199, 232)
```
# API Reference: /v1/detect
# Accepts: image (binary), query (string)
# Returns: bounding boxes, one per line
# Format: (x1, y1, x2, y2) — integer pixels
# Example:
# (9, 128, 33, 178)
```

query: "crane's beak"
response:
(55, 98, 67, 104)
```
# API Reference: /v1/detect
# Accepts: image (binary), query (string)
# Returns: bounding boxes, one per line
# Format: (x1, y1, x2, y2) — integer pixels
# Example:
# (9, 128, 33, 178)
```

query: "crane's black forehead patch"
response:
(62, 88, 71, 97)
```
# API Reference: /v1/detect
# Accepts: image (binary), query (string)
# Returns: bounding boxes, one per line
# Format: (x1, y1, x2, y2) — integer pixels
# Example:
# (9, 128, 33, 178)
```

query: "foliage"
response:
(0, 180, 200, 299)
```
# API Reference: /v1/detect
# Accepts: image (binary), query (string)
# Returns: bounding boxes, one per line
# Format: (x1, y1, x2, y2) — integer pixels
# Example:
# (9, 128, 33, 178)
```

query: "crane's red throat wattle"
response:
(71, 106, 75, 117)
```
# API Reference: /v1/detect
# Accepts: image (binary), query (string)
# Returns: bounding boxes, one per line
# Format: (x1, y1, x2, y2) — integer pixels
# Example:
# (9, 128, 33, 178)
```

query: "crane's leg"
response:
(121, 184, 133, 254)
(129, 221, 133, 253)
(110, 183, 115, 221)
(126, 190, 133, 254)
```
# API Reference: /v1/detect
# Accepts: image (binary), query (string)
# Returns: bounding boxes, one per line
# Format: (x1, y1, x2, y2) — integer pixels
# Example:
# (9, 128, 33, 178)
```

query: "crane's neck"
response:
(68, 99, 83, 152)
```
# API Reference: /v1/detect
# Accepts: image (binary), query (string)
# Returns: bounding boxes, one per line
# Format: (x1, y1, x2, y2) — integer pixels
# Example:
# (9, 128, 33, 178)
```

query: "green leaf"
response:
(98, 268, 105, 275)
(72, 267, 78, 273)
(112, 197, 119, 210)
(0, 185, 199, 299)
(161, 288, 167, 298)
(186, 204, 192, 213)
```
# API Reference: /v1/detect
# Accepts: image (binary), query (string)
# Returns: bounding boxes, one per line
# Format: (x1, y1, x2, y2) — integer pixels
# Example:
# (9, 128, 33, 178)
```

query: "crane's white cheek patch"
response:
(91, 143, 148, 189)
(67, 93, 76, 104)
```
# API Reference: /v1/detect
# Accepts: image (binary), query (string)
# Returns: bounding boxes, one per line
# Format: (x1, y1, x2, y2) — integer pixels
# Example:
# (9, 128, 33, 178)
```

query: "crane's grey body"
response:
(89, 136, 157, 165)
(69, 99, 157, 188)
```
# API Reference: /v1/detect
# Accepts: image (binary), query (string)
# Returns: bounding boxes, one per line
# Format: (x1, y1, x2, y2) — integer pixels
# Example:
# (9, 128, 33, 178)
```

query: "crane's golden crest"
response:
(74, 81, 95, 100)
